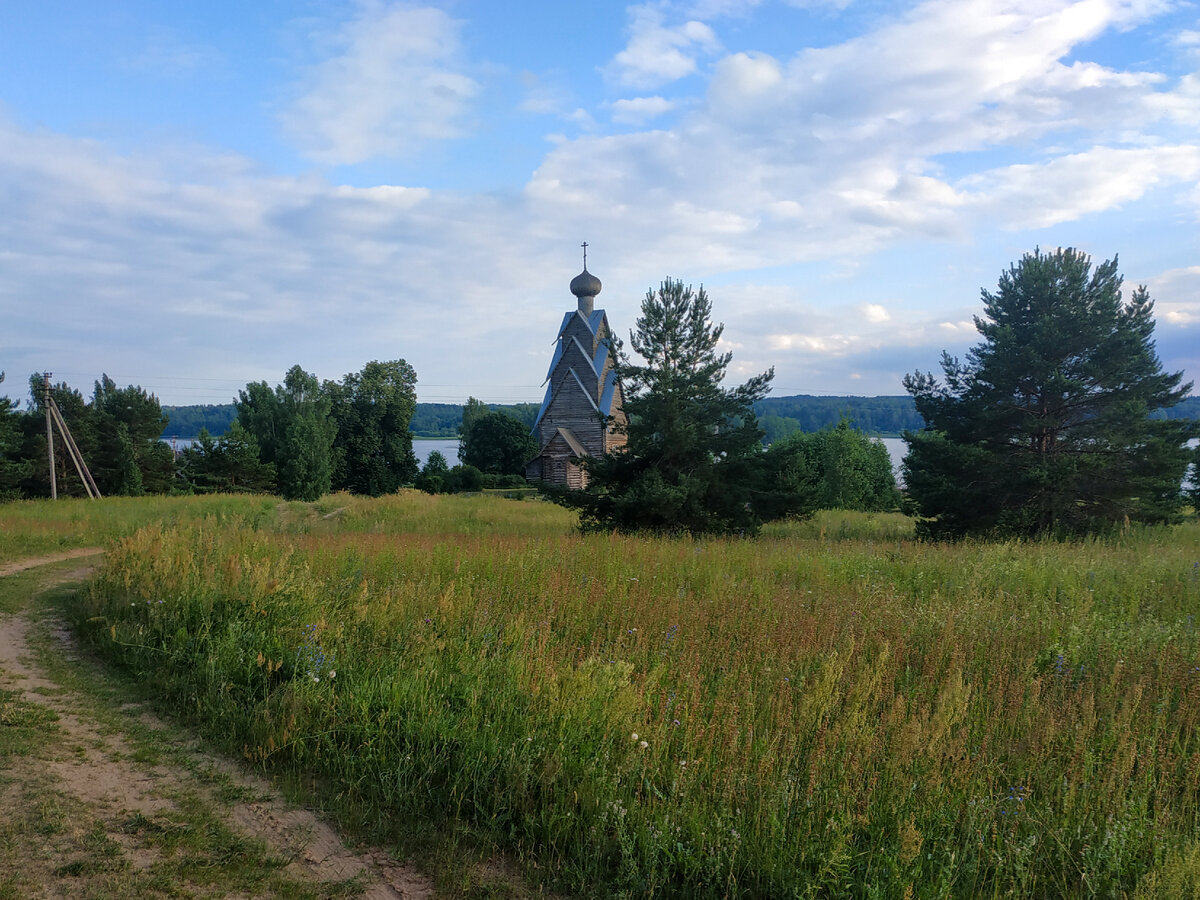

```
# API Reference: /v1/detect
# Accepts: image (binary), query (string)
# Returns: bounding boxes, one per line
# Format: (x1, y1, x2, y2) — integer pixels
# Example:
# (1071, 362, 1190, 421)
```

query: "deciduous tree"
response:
(237, 365, 336, 501)
(767, 420, 899, 512)
(326, 359, 419, 495)
(459, 410, 538, 476)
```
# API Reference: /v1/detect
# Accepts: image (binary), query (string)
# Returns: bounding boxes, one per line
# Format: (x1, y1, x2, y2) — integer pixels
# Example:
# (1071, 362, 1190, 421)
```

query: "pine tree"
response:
(903, 248, 1197, 538)
(561, 278, 798, 535)
(0, 373, 31, 500)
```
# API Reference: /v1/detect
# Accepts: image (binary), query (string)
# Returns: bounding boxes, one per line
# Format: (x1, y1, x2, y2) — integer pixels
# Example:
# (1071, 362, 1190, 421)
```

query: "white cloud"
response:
(611, 96, 678, 124)
(607, 5, 721, 88)
(528, 0, 1200, 282)
(961, 145, 1200, 228)
(861, 303, 890, 323)
(5, 1, 1200, 404)
(1147, 265, 1200, 325)
(939, 320, 977, 334)
(708, 52, 782, 108)
(282, 3, 478, 164)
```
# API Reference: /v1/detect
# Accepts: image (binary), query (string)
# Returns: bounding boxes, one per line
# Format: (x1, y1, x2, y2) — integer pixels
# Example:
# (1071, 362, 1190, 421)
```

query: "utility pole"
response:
(42, 372, 101, 500)
(44, 372, 56, 500)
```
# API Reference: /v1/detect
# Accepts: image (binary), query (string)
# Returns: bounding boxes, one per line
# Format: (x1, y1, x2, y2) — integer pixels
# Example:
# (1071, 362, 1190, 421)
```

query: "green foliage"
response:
(237, 365, 336, 502)
(64, 493, 1200, 898)
(416, 454, 485, 494)
(408, 402, 463, 437)
(904, 248, 1198, 539)
(0, 374, 31, 500)
(13, 373, 171, 499)
(155, 396, 1200, 444)
(755, 394, 925, 436)
(416, 449, 449, 494)
(180, 423, 277, 494)
(768, 420, 900, 512)
(325, 359, 419, 496)
(1190, 445, 1200, 513)
(279, 411, 334, 503)
(410, 401, 540, 437)
(758, 413, 803, 445)
(561, 278, 802, 535)
(444, 463, 484, 493)
(459, 410, 538, 476)
(456, 396, 489, 463)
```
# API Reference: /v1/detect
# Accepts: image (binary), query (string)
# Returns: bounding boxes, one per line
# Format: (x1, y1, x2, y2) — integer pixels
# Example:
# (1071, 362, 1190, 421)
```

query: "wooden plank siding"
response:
(526, 269, 627, 488)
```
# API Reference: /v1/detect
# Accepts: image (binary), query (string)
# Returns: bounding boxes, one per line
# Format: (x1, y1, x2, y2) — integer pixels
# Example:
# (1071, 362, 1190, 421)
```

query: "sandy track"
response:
(0, 547, 105, 577)
(0, 556, 435, 899)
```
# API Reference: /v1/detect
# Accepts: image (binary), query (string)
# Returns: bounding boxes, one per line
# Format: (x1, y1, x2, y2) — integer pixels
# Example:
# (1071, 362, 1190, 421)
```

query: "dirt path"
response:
(0, 556, 435, 899)
(0, 547, 105, 577)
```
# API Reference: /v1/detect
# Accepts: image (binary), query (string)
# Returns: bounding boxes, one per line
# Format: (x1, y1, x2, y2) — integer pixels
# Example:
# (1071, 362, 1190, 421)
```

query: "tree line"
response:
(0, 362, 423, 502)
(0, 363, 552, 503)
(160, 400, 543, 440)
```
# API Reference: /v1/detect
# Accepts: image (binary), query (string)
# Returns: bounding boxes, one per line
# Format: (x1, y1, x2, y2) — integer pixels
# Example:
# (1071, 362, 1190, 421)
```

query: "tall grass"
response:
(65, 493, 1200, 896)
(0, 494, 283, 563)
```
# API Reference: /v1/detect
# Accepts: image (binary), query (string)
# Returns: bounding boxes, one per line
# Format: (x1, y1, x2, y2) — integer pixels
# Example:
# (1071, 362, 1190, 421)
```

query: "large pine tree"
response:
(560, 278, 799, 535)
(903, 248, 1197, 538)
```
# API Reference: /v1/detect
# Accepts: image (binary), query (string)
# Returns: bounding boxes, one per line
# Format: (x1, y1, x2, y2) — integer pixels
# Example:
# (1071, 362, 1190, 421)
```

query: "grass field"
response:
(3, 492, 1200, 897)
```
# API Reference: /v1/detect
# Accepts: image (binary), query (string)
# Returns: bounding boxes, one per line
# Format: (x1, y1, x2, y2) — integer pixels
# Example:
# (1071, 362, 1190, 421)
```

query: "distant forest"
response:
(161, 401, 540, 439)
(162, 394, 1200, 441)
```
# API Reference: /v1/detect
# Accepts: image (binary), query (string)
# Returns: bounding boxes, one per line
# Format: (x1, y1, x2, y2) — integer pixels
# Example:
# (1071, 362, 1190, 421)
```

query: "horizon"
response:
(3, 2, 1198, 407)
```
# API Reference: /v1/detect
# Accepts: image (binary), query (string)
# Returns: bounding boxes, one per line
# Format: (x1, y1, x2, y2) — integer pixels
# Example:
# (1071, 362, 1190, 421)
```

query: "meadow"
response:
(3, 492, 1199, 897)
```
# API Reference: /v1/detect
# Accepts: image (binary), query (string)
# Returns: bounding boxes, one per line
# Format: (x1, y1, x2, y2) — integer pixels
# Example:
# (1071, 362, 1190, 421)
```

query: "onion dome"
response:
(570, 268, 602, 298)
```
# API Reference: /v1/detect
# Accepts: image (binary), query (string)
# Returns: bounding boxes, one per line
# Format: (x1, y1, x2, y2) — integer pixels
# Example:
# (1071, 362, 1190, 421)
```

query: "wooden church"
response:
(525, 253, 627, 488)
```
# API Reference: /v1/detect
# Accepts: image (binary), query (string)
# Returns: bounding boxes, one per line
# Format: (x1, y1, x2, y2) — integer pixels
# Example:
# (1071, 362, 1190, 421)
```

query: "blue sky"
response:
(2, 0, 1198, 410)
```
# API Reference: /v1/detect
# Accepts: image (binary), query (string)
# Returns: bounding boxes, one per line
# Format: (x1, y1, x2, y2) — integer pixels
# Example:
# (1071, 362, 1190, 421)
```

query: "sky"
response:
(2, 0, 1198, 412)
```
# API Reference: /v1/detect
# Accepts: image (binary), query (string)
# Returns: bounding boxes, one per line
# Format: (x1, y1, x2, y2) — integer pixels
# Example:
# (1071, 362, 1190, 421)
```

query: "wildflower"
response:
(631, 732, 639, 741)
(639, 740, 649, 750)
(328, 670, 336, 679)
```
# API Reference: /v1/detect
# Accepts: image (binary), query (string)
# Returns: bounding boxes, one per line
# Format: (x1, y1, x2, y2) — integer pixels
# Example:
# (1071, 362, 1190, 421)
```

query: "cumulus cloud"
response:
(282, 3, 478, 164)
(6, 0, 1200, 403)
(611, 96, 678, 124)
(530, 0, 1200, 282)
(607, 5, 721, 88)
(861, 303, 890, 323)
(960, 146, 1200, 228)
(1147, 266, 1200, 326)
(0, 113, 569, 405)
